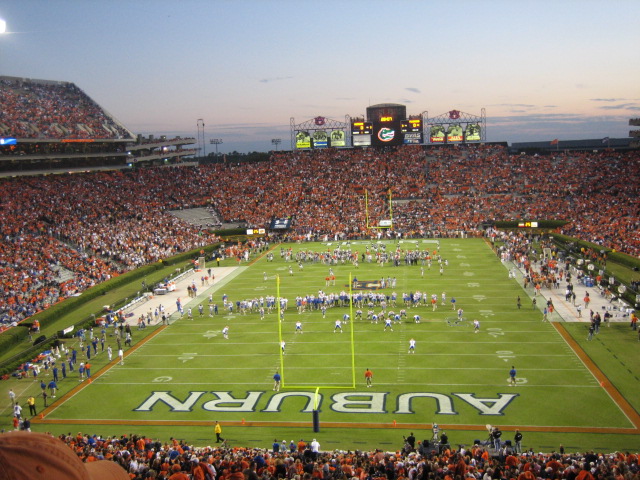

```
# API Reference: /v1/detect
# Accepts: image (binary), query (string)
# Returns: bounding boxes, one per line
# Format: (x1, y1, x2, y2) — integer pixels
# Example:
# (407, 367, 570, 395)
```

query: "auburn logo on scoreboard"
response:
(449, 110, 461, 119)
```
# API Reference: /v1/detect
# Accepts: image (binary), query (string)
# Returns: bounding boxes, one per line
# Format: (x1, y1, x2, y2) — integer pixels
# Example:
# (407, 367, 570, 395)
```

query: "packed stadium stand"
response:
(0, 76, 196, 173)
(5, 430, 637, 480)
(0, 76, 131, 139)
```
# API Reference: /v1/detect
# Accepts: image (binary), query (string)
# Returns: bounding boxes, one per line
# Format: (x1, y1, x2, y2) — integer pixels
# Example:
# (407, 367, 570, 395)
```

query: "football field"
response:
(31, 238, 640, 451)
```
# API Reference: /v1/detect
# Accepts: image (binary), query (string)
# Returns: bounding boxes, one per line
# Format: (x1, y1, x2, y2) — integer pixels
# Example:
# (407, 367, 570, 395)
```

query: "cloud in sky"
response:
(405, 87, 421, 94)
(258, 76, 293, 83)
(597, 103, 640, 111)
(490, 103, 537, 109)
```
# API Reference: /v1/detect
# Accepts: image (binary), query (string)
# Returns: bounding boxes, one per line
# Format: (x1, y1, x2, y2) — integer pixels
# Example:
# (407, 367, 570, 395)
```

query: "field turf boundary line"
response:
(33, 325, 168, 423)
(552, 322, 640, 432)
(29, 418, 640, 435)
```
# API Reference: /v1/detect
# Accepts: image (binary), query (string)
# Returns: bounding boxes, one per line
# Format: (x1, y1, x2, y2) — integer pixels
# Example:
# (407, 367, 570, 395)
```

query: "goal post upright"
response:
(277, 274, 285, 382)
(364, 188, 394, 230)
(349, 272, 356, 389)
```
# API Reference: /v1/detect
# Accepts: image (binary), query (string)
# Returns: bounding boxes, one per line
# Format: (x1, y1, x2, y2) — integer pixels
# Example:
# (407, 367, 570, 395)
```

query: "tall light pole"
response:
(197, 119, 205, 158)
(271, 138, 281, 151)
(210, 138, 223, 156)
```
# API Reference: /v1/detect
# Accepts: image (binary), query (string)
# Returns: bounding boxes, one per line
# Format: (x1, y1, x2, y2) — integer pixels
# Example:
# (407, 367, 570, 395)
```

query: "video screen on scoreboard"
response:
(430, 125, 445, 143)
(351, 121, 373, 135)
(312, 130, 328, 148)
(295, 131, 311, 149)
(465, 123, 481, 141)
(352, 135, 372, 147)
(330, 130, 346, 147)
(447, 124, 464, 142)
(372, 115, 403, 147)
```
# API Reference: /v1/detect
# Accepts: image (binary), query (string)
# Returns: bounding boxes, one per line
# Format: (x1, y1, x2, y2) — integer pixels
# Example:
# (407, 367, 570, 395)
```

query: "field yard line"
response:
(106, 366, 588, 371)
(141, 340, 568, 344)
(552, 322, 640, 431)
(33, 326, 168, 421)
(91, 381, 600, 388)
(131, 352, 577, 357)
(32, 417, 640, 435)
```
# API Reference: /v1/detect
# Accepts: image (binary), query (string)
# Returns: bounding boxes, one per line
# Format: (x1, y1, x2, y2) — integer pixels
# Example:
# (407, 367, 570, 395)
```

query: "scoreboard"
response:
(400, 118, 422, 133)
(351, 121, 373, 135)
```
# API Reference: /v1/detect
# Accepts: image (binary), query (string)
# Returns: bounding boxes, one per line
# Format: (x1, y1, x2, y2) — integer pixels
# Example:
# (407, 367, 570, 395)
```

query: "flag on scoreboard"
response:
(550, 139, 559, 145)
(602, 137, 610, 144)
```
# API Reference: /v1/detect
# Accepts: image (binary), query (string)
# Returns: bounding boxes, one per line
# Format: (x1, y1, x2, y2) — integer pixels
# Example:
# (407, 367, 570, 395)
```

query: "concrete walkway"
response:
(505, 260, 633, 324)
(120, 265, 243, 328)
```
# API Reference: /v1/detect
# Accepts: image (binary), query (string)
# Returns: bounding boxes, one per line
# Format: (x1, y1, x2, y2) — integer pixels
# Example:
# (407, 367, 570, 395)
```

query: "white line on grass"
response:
(135, 352, 575, 357)
(111, 366, 588, 371)
(139, 341, 566, 346)
(93, 381, 601, 388)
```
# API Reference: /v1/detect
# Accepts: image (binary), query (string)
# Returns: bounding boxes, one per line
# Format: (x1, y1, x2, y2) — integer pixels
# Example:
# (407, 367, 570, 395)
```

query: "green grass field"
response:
(4, 238, 640, 452)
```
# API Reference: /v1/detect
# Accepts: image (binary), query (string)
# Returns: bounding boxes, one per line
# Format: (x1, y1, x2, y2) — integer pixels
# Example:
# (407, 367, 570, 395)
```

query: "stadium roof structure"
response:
(0, 76, 197, 174)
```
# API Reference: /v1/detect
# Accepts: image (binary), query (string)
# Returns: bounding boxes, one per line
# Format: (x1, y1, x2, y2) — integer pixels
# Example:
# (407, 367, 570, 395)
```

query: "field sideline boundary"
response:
(30, 418, 639, 435)
(552, 322, 640, 432)
(33, 325, 168, 421)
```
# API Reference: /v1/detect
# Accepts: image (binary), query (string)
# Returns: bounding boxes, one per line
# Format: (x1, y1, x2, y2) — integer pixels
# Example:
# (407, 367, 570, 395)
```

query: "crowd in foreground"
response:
(0, 429, 637, 480)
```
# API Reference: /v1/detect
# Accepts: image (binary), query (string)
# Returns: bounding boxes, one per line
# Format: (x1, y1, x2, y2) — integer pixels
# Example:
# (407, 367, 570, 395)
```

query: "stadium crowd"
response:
(1, 144, 639, 330)
(0, 77, 131, 139)
(2, 429, 637, 480)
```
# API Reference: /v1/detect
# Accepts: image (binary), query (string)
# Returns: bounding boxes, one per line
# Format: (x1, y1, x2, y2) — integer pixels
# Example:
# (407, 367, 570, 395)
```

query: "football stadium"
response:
(1, 77, 640, 478)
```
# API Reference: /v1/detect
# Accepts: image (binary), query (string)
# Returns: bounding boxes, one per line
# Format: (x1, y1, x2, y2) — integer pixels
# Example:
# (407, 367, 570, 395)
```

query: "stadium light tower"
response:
(197, 119, 205, 158)
(210, 138, 223, 155)
(271, 138, 281, 151)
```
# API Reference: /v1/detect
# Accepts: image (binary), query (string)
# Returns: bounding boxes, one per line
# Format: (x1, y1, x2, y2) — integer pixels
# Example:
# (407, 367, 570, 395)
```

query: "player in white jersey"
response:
(343, 313, 350, 324)
(408, 338, 416, 353)
(222, 326, 229, 339)
(334, 319, 343, 333)
(413, 314, 421, 324)
(281, 340, 286, 354)
(473, 319, 480, 333)
(384, 317, 393, 332)
(295, 321, 303, 334)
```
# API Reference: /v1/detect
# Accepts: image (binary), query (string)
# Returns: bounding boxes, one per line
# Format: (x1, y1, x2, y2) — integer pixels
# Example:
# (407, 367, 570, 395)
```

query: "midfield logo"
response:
(135, 391, 518, 416)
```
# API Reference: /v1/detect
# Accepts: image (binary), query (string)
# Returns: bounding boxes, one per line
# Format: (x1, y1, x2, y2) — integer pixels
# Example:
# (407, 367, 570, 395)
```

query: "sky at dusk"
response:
(1, 0, 639, 153)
